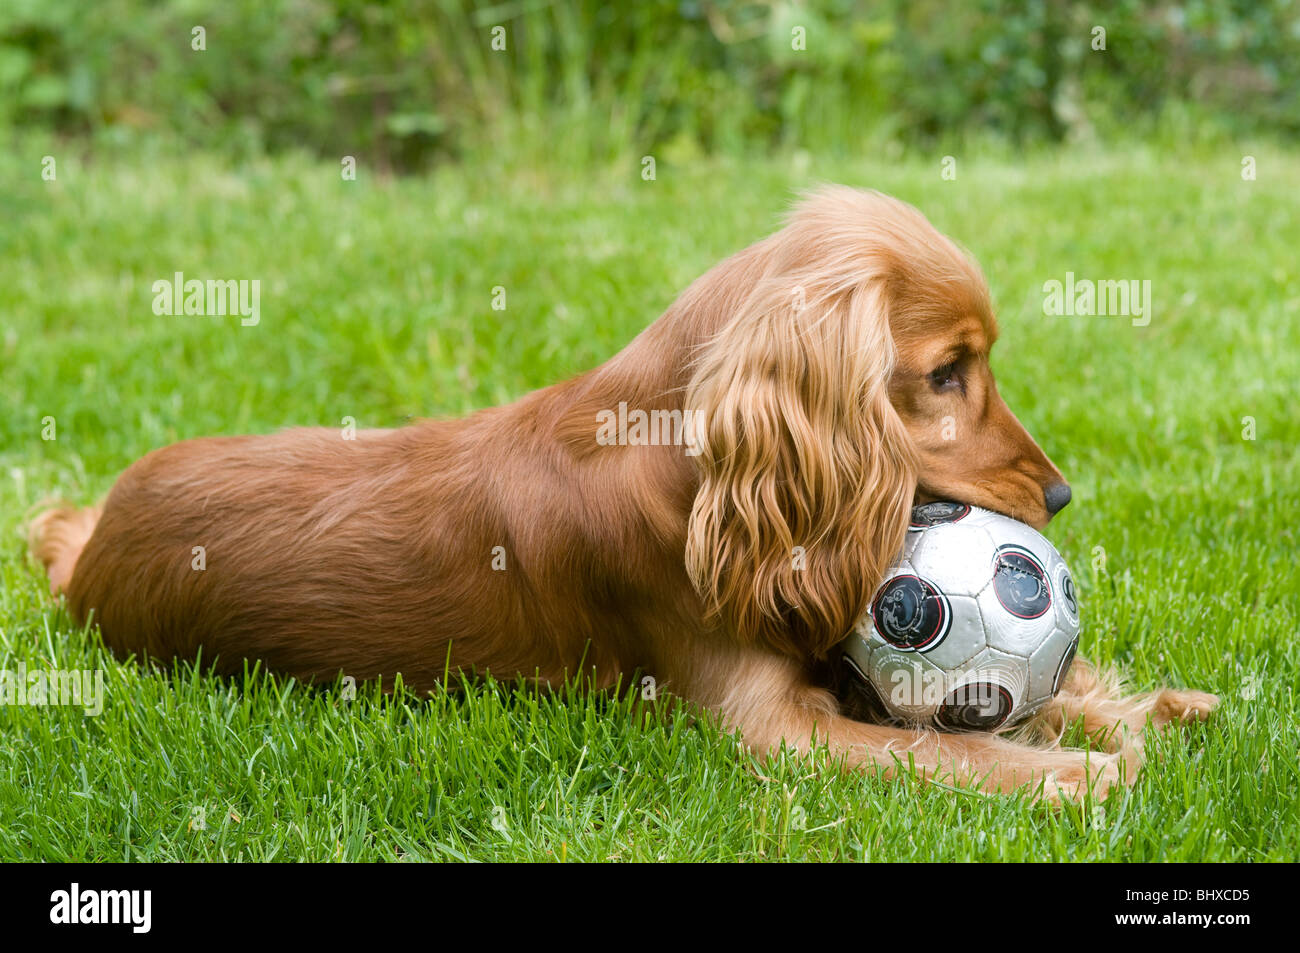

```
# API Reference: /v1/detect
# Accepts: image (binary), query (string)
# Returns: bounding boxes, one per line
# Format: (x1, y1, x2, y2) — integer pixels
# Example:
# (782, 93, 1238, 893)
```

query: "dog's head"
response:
(874, 196, 1070, 529)
(685, 186, 1067, 659)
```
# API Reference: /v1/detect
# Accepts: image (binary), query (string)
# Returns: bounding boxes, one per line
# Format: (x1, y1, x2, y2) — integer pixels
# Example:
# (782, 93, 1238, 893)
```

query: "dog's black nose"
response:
(1044, 482, 1072, 515)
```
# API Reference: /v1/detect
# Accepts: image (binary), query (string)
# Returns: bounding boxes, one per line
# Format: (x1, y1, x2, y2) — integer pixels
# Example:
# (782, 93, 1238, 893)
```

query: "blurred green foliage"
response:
(1, 0, 1297, 169)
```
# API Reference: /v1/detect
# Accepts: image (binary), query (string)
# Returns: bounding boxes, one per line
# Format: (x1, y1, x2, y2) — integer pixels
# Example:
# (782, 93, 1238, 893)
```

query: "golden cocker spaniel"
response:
(31, 186, 1216, 800)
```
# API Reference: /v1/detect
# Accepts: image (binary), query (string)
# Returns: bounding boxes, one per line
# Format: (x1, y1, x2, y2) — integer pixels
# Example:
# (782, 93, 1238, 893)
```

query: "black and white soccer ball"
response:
(841, 501, 1080, 731)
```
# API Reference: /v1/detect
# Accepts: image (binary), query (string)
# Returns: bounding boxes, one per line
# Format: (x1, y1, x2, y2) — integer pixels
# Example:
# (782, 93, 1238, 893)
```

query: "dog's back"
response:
(30, 424, 530, 685)
(26, 398, 649, 690)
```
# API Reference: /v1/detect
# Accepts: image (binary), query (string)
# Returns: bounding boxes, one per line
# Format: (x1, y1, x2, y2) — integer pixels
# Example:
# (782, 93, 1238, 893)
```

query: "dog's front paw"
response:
(1041, 750, 1130, 804)
(1149, 689, 1219, 728)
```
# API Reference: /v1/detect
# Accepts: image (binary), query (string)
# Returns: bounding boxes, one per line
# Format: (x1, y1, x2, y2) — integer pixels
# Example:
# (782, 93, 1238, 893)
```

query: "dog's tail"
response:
(28, 503, 101, 594)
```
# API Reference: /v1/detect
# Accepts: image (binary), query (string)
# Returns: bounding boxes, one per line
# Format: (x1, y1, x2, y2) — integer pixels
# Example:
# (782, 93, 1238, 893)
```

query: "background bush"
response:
(2, 1, 1296, 169)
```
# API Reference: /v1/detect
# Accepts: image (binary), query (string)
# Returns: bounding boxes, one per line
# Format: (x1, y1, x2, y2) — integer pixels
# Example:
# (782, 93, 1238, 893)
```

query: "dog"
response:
(29, 186, 1216, 800)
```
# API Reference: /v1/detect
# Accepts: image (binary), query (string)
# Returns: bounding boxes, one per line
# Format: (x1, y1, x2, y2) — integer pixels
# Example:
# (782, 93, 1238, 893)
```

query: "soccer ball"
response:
(841, 501, 1080, 731)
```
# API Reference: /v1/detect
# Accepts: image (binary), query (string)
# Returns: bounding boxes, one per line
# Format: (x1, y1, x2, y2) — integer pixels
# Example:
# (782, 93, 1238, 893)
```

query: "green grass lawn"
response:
(1, 145, 1297, 861)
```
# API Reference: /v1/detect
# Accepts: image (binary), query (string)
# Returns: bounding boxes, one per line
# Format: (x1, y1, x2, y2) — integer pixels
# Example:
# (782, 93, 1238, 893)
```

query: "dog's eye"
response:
(928, 363, 960, 390)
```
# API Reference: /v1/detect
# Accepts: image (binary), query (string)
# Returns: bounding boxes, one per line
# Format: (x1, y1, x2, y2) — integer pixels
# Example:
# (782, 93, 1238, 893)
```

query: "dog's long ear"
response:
(685, 274, 917, 660)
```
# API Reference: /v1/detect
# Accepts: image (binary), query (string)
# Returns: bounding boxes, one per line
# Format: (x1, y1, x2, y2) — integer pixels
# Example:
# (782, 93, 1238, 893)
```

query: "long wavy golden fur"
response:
(29, 186, 1215, 800)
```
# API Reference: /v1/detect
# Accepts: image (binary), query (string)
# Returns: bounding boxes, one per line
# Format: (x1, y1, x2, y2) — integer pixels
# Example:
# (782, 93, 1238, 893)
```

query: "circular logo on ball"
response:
(1053, 635, 1079, 696)
(992, 545, 1052, 619)
(1060, 570, 1078, 620)
(936, 682, 1013, 731)
(909, 501, 971, 531)
(871, 574, 952, 652)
